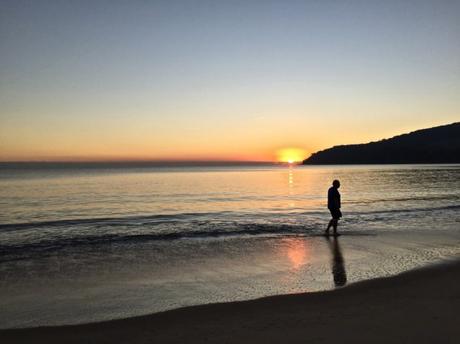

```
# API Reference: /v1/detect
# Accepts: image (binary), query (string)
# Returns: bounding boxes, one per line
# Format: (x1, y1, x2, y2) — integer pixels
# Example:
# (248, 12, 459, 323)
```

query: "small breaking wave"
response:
(1, 204, 458, 262)
(1, 204, 458, 232)
(0, 211, 232, 231)
(0, 222, 317, 262)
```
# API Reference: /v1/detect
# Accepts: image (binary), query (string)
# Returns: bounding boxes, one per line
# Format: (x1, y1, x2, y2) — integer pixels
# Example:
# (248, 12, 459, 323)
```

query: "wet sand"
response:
(1, 259, 459, 344)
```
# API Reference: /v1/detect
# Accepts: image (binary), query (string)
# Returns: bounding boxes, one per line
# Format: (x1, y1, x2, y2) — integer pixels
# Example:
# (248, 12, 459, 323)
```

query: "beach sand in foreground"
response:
(1, 259, 459, 344)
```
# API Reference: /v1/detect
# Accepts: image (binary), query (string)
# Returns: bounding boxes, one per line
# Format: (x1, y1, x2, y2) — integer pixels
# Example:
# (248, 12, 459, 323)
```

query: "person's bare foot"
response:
(333, 232, 341, 237)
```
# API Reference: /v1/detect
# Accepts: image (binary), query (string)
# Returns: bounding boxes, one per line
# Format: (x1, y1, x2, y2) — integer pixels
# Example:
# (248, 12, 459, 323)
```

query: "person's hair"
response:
(332, 179, 340, 187)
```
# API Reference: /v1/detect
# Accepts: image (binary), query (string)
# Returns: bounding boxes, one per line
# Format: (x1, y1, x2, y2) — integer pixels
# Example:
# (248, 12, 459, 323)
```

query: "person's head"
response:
(332, 179, 340, 188)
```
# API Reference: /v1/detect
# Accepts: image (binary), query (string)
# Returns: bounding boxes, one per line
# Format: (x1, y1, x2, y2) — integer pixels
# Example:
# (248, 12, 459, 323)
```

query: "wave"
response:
(0, 211, 235, 231)
(344, 204, 460, 216)
(344, 194, 460, 205)
(1, 204, 458, 261)
(0, 223, 313, 262)
(1, 204, 459, 231)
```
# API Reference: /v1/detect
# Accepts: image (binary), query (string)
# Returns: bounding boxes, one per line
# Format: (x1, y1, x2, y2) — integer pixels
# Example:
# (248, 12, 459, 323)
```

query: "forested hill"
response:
(303, 122, 460, 164)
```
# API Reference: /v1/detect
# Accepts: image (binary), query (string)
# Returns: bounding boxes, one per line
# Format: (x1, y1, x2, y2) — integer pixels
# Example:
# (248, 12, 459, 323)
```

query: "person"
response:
(326, 179, 342, 236)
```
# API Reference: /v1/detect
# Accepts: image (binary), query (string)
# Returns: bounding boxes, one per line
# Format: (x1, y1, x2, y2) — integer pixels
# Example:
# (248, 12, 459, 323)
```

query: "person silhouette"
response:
(325, 236, 347, 287)
(326, 179, 342, 236)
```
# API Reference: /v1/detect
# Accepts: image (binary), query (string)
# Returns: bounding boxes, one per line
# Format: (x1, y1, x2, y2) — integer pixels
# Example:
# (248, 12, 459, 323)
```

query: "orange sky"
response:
(1, 2, 459, 162)
(1, 116, 456, 162)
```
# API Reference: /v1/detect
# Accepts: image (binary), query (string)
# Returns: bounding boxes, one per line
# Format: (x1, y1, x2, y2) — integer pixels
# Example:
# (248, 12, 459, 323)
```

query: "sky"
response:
(1, 0, 459, 162)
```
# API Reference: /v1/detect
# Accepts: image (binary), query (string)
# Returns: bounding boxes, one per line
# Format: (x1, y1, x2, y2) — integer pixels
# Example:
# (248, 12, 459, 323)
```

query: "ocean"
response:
(1, 163, 459, 328)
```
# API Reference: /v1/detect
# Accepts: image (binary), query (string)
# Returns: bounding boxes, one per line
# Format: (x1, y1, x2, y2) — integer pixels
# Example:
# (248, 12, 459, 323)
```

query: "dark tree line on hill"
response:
(303, 122, 460, 164)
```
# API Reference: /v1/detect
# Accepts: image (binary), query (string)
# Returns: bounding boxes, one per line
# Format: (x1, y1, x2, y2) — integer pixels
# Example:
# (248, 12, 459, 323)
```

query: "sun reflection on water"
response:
(285, 238, 310, 269)
(288, 165, 294, 199)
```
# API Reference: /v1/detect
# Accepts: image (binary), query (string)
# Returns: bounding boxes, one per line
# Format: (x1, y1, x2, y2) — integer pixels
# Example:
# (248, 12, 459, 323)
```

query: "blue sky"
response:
(1, 0, 459, 161)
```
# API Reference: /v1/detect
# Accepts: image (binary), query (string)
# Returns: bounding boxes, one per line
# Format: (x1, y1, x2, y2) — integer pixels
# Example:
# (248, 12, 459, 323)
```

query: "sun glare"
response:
(276, 148, 308, 164)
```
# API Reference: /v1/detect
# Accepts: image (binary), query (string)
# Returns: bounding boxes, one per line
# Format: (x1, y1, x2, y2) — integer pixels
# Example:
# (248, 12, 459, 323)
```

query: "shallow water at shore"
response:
(1, 229, 459, 328)
(0, 164, 459, 328)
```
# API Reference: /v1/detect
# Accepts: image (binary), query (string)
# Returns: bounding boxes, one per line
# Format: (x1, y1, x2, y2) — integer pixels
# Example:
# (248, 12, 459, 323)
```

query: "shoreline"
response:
(1, 258, 459, 343)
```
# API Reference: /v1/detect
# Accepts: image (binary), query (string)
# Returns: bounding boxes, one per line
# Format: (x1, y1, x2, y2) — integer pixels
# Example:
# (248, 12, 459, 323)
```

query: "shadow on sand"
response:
(325, 236, 347, 287)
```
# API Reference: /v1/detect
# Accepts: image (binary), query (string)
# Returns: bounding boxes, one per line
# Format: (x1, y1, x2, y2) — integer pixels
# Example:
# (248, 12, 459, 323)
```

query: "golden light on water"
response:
(286, 239, 310, 269)
(276, 148, 308, 163)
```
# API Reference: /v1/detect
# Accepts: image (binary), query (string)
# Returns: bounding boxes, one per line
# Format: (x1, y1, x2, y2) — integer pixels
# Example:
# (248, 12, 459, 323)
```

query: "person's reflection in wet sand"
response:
(325, 236, 347, 287)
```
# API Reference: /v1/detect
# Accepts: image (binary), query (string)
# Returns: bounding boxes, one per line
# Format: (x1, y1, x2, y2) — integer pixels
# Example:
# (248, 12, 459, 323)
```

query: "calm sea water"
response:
(0, 163, 459, 328)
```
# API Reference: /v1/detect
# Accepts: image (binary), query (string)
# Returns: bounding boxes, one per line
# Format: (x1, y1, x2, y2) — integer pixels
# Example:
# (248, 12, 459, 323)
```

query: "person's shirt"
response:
(328, 186, 341, 209)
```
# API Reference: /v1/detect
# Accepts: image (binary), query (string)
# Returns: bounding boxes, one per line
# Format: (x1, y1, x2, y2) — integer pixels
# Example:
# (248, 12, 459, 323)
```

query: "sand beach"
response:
(2, 258, 459, 344)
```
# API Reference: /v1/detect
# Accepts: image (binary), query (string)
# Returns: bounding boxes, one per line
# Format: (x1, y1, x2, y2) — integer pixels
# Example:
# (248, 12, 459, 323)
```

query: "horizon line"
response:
(0, 160, 290, 165)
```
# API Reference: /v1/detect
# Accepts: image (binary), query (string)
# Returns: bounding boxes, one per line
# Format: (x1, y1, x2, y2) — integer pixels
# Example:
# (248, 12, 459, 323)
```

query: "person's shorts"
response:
(329, 208, 342, 219)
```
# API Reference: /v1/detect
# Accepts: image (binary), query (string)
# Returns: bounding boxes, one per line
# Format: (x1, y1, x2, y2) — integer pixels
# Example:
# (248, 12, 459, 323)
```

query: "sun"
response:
(276, 148, 308, 164)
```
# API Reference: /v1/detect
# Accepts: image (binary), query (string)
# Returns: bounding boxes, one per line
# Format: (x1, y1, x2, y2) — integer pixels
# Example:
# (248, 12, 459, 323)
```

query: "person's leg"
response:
(326, 218, 334, 234)
(332, 218, 338, 235)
